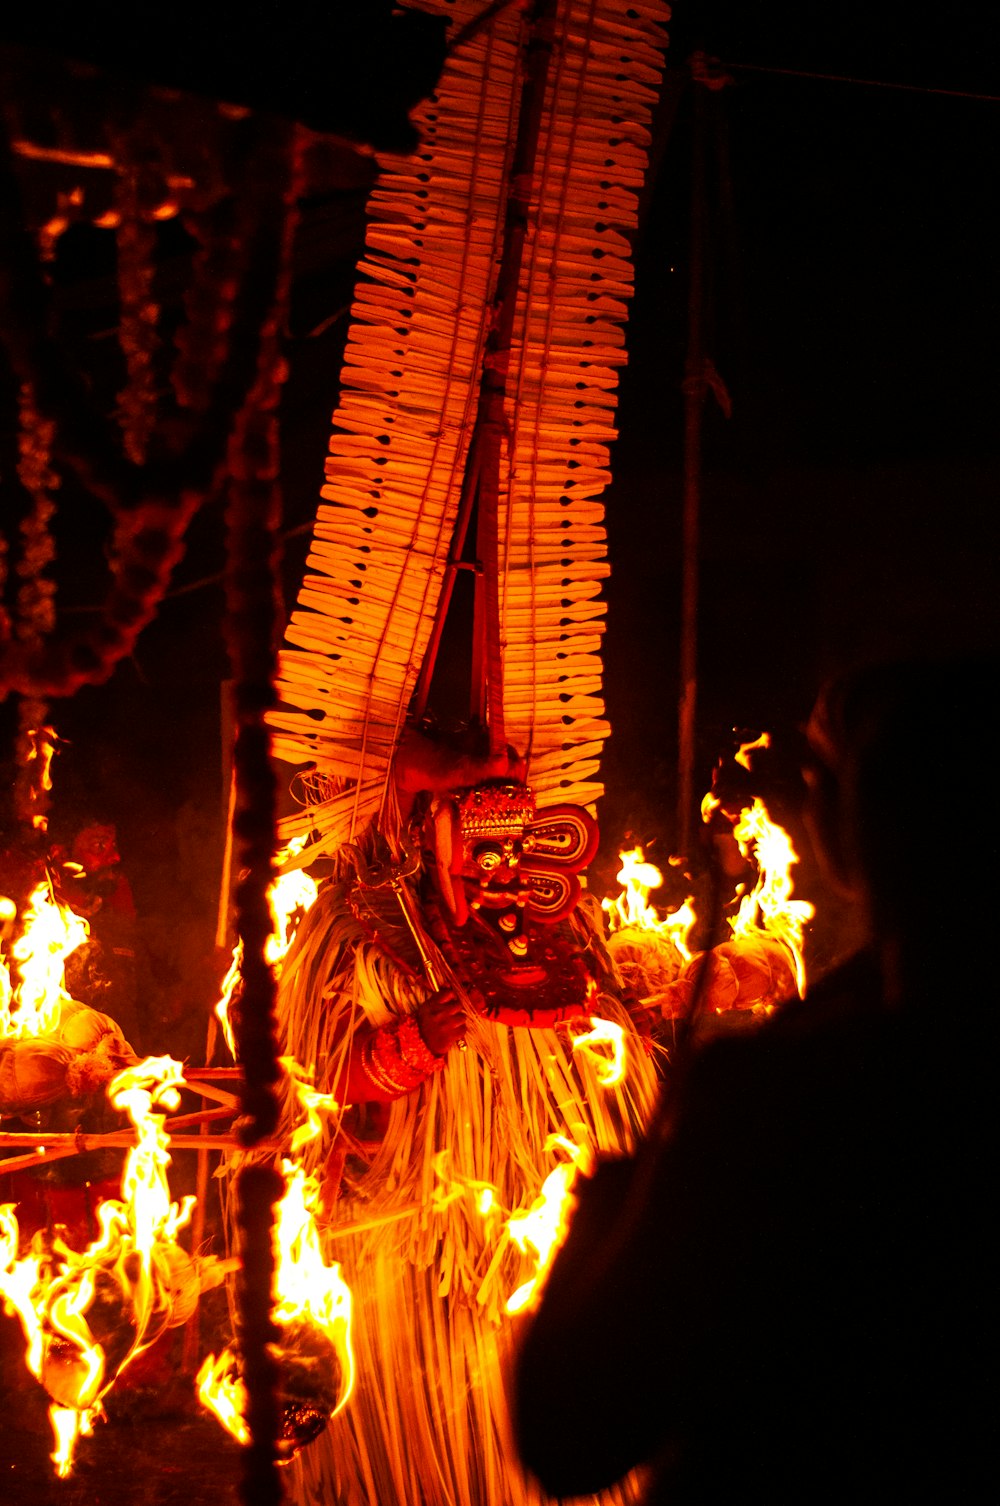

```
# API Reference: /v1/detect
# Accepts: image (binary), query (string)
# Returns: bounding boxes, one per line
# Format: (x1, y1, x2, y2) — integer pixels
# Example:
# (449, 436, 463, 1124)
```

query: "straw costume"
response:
(278, 760, 659, 1506)
(265, 3, 670, 1501)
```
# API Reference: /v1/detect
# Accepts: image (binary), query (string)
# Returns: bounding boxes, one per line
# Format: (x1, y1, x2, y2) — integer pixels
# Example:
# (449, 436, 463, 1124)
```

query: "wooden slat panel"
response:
(271, 0, 669, 848)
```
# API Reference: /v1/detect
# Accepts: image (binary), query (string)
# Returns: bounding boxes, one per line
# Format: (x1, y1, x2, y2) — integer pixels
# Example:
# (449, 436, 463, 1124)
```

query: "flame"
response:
(728, 798, 815, 994)
(602, 847, 698, 963)
(505, 1136, 592, 1315)
(196, 1352, 250, 1445)
(109, 1057, 194, 1263)
(282, 1056, 343, 1155)
(271, 1162, 353, 1358)
(265, 848, 319, 971)
(0, 880, 88, 1039)
(197, 1156, 354, 1452)
(429, 1141, 590, 1316)
(25, 726, 58, 831)
(569, 1016, 626, 1087)
(735, 731, 771, 770)
(214, 947, 243, 1059)
(215, 839, 318, 1058)
(700, 790, 721, 824)
(198, 1065, 351, 1452)
(602, 847, 665, 932)
(0, 1204, 45, 1375)
(0, 1056, 197, 1476)
(49, 1403, 94, 1477)
(430, 1150, 503, 1223)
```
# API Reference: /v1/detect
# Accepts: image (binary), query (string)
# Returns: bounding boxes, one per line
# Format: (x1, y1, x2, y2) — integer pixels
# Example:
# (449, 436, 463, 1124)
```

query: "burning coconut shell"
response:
(650, 934, 799, 1022)
(273, 1315, 347, 1460)
(199, 1314, 347, 1462)
(40, 1262, 139, 1409)
(7, 1215, 231, 1417)
(0, 1002, 137, 1118)
(606, 930, 687, 1000)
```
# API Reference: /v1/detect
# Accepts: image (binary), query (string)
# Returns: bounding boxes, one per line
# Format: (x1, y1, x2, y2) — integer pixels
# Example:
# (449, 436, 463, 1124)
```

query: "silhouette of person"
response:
(514, 656, 993, 1505)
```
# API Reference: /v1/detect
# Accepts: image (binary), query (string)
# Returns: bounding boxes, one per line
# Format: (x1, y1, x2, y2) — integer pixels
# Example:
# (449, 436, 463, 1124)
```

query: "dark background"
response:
(0, 6, 997, 1500)
(599, 1, 1000, 864)
(2, 0, 999, 1010)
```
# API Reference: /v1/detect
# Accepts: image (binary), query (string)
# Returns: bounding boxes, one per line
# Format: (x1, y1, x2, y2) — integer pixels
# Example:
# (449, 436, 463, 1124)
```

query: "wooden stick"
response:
(0, 1130, 276, 1152)
(0, 1144, 81, 1175)
(164, 1106, 236, 1132)
(181, 1079, 241, 1109)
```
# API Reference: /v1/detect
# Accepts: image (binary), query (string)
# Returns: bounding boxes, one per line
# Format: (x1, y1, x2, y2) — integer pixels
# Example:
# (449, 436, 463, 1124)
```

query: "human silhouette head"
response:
(805, 654, 995, 1002)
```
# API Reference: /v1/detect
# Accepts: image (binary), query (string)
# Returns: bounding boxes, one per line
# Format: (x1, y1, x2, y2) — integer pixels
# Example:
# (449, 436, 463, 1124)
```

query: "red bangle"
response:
(359, 1016, 443, 1099)
(397, 1015, 445, 1076)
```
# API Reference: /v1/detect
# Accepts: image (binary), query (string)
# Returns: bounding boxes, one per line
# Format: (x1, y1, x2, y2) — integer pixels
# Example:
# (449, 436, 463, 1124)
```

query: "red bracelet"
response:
(359, 1016, 444, 1099)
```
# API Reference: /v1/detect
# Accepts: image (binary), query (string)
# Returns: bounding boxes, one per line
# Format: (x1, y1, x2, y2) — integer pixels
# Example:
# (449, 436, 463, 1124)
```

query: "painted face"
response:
(422, 781, 603, 1025)
(427, 781, 599, 938)
(456, 784, 536, 946)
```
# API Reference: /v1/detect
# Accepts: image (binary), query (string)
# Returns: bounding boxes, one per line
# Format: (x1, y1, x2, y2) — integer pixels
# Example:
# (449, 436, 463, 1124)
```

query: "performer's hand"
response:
(417, 989, 467, 1055)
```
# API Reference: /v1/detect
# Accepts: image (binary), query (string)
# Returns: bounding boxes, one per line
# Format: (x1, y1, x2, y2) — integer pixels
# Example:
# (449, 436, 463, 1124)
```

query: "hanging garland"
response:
(0, 109, 304, 701)
(13, 381, 59, 834)
(113, 158, 161, 467)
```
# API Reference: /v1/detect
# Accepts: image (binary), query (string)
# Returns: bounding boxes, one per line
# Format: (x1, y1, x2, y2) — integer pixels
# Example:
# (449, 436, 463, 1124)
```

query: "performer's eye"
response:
(474, 843, 503, 871)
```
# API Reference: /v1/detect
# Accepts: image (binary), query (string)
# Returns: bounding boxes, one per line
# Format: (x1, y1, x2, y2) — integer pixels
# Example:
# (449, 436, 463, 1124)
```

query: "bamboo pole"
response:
(180, 1079, 241, 1109)
(0, 1130, 278, 1153)
(1, 1144, 81, 1175)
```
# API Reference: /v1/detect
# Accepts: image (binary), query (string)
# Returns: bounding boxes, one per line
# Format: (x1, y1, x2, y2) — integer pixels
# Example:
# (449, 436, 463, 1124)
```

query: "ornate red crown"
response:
(458, 783, 536, 842)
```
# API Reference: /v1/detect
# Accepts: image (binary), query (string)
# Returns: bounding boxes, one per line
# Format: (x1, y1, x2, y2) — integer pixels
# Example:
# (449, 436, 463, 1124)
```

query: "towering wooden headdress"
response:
(270, 0, 670, 856)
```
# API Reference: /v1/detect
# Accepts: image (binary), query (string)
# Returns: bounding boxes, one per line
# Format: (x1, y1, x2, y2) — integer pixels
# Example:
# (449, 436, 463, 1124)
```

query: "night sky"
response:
(2, 0, 998, 972)
(597, 0, 1000, 869)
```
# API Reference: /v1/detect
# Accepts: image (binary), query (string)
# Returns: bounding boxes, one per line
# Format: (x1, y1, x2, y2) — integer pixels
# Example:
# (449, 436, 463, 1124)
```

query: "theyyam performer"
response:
(262, 3, 670, 1502)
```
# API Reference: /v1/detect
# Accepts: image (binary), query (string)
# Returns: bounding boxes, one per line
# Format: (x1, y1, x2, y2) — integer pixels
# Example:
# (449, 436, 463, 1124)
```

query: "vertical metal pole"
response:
(677, 69, 707, 854)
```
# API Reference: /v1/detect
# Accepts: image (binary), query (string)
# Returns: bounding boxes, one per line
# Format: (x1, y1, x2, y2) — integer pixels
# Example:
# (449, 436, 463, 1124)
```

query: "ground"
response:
(1, 1302, 244, 1506)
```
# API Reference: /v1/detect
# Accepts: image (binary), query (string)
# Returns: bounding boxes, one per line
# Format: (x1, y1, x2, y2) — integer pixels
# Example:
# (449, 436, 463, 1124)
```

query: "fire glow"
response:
(197, 1065, 353, 1458)
(505, 1136, 592, 1315)
(0, 1057, 198, 1477)
(1, 880, 89, 1039)
(729, 798, 815, 995)
(216, 843, 318, 1058)
(197, 1155, 354, 1457)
